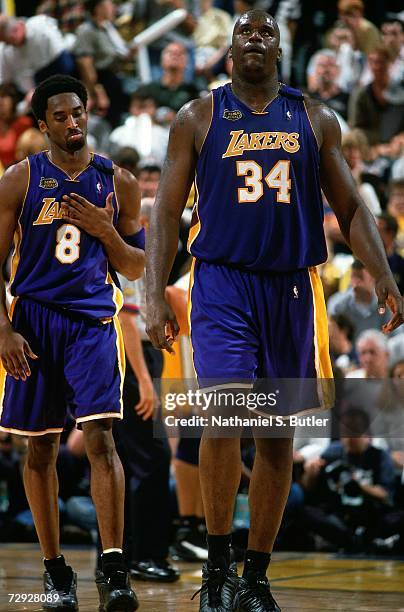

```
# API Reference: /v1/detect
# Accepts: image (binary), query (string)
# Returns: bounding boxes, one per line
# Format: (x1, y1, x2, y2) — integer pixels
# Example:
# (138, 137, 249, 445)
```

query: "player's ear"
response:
(228, 46, 232, 59)
(277, 46, 283, 62)
(37, 119, 48, 135)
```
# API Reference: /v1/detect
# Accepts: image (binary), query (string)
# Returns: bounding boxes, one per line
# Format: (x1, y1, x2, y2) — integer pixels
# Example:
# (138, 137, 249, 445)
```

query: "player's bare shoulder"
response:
(171, 94, 213, 154)
(303, 95, 341, 150)
(0, 157, 30, 211)
(112, 163, 141, 219)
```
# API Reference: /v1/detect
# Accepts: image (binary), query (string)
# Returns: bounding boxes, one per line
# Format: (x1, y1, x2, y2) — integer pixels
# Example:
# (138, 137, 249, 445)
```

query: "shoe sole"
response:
(99, 595, 139, 612)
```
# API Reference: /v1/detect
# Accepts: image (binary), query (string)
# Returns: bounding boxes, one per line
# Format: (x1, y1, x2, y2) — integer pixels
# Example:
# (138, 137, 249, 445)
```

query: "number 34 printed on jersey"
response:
(236, 160, 291, 204)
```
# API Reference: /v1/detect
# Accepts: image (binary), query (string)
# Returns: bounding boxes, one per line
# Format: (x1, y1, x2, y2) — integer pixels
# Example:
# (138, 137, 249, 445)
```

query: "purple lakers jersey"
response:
(9, 151, 122, 319)
(188, 83, 328, 271)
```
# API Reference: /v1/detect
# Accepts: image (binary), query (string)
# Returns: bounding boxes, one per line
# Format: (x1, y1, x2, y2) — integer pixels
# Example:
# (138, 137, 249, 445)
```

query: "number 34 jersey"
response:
(188, 83, 328, 271)
(9, 152, 122, 320)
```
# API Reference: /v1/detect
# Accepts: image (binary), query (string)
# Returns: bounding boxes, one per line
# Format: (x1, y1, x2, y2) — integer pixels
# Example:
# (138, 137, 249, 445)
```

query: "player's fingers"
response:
(8, 353, 25, 380)
(376, 287, 388, 314)
(61, 199, 85, 214)
(134, 399, 146, 412)
(105, 192, 114, 208)
(142, 405, 154, 421)
(168, 316, 180, 339)
(1, 357, 19, 379)
(24, 343, 38, 360)
(15, 353, 30, 380)
(68, 193, 91, 207)
(382, 311, 404, 334)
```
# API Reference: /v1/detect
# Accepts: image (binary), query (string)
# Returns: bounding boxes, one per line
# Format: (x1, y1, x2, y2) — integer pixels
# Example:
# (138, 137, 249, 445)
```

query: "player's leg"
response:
(23, 432, 79, 609)
(69, 317, 138, 611)
(23, 433, 61, 559)
(189, 261, 259, 611)
(0, 299, 78, 609)
(82, 417, 138, 611)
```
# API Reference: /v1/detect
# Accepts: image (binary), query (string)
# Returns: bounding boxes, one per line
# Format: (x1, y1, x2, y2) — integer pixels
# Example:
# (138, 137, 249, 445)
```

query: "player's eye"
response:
(241, 28, 251, 35)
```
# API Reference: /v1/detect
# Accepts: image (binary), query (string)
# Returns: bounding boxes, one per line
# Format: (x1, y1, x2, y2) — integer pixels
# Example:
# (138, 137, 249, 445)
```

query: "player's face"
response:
(40, 93, 87, 153)
(231, 14, 280, 79)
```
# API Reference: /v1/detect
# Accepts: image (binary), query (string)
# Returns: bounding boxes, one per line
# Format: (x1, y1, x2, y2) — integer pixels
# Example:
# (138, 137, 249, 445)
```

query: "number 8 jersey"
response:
(188, 83, 328, 271)
(9, 152, 123, 320)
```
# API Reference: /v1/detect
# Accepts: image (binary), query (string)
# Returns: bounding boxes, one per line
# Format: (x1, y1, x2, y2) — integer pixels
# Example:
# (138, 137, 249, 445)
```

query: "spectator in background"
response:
(379, 19, 404, 91)
(328, 313, 357, 373)
(337, 0, 381, 54)
(326, 23, 364, 93)
(349, 46, 404, 145)
(387, 179, 404, 254)
(132, 0, 198, 80)
(328, 259, 394, 340)
(348, 329, 390, 378)
(307, 50, 349, 120)
(74, 0, 136, 127)
(137, 161, 161, 199)
(302, 409, 396, 552)
(141, 42, 202, 117)
(36, 0, 86, 34)
(0, 14, 75, 95)
(377, 213, 404, 293)
(109, 90, 169, 165)
(0, 84, 32, 168)
(14, 128, 47, 161)
(193, 0, 232, 79)
(341, 130, 381, 215)
(112, 147, 140, 178)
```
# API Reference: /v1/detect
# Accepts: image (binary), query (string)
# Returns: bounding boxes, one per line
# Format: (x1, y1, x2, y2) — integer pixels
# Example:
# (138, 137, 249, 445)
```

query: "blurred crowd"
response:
(0, 0, 404, 578)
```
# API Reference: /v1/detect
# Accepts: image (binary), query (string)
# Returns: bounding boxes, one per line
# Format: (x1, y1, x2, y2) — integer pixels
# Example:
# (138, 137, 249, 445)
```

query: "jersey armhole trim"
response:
(198, 93, 214, 156)
(9, 157, 31, 289)
(112, 168, 120, 215)
(303, 99, 320, 151)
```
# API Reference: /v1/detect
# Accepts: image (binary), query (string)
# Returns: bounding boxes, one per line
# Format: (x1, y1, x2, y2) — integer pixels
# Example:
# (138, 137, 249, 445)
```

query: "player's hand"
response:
(135, 375, 159, 420)
(61, 192, 114, 239)
(375, 274, 404, 333)
(0, 327, 38, 381)
(146, 298, 180, 354)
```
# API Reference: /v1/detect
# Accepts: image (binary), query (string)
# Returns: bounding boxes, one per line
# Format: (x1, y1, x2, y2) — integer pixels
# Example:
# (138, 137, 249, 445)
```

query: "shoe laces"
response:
(191, 565, 228, 606)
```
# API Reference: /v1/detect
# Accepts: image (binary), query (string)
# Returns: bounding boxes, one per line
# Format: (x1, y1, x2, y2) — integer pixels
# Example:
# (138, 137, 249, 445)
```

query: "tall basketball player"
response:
(146, 10, 404, 612)
(0, 75, 144, 611)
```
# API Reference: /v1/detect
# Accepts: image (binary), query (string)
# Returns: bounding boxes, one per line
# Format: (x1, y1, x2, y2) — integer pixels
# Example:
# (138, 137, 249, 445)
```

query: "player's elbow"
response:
(122, 250, 145, 281)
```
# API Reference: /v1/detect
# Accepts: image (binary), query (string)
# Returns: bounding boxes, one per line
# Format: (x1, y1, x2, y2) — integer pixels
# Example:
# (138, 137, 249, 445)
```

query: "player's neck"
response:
(231, 72, 280, 113)
(48, 145, 91, 175)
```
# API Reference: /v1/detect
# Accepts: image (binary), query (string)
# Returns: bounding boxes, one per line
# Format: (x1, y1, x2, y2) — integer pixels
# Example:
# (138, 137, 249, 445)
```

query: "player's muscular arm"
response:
(62, 168, 144, 280)
(146, 96, 211, 352)
(0, 161, 38, 380)
(306, 98, 403, 333)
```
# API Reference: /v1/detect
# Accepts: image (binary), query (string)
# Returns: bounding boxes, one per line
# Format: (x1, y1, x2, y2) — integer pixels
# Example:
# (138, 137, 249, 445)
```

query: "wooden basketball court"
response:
(0, 545, 403, 611)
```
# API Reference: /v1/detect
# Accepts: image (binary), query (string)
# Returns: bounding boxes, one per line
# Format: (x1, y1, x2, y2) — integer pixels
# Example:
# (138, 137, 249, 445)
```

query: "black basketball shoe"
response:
(43, 566, 78, 610)
(96, 568, 139, 612)
(233, 575, 281, 611)
(192, 561, 238, 611)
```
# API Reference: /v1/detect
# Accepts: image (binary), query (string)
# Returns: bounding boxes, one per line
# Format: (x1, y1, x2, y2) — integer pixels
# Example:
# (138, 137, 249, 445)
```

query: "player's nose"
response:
(249, 28, 264, 42)
(66, 114, 79, 128)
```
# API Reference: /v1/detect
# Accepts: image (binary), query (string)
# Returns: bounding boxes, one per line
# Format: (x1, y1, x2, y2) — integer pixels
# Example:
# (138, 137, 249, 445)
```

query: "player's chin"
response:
(65, 136, 85, 152)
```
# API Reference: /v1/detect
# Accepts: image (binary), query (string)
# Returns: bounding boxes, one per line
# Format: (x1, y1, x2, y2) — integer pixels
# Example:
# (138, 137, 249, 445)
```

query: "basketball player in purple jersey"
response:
(146, 10, 403, 612)
(0, 76, 144, 611)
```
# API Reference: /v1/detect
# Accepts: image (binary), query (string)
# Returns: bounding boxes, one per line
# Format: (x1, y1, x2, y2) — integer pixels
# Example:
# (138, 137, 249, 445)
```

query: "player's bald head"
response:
(233, 9, 280, 41)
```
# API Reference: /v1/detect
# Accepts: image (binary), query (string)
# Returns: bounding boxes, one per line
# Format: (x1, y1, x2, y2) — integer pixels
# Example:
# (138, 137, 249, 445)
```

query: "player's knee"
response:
(254, 437, 293, 465)
(27, 434, 59, 469)
(83, 421, 116, 464)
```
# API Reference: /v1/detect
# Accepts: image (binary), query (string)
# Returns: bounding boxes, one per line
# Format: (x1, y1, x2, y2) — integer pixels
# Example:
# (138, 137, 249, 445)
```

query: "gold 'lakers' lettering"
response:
(33, 198, 64, 225)
(222, 130, 300, 158)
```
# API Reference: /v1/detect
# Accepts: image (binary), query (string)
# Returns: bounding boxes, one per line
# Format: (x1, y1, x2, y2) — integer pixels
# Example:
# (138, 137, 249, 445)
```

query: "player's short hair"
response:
(31, 75, 88, 122)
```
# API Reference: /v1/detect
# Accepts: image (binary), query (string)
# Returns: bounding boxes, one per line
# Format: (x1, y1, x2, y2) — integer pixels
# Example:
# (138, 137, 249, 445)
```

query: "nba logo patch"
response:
(96, 182, 102, 194)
